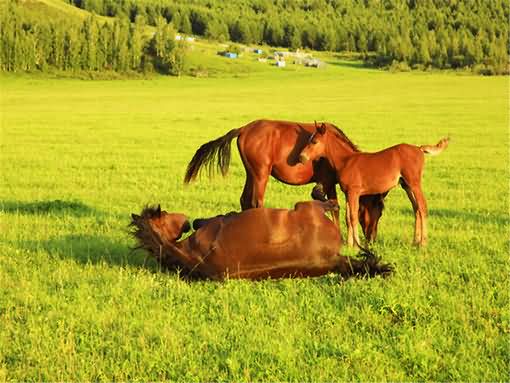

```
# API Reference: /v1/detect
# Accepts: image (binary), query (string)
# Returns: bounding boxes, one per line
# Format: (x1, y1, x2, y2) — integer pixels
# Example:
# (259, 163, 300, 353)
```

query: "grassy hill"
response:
(14, 0, 111, 22)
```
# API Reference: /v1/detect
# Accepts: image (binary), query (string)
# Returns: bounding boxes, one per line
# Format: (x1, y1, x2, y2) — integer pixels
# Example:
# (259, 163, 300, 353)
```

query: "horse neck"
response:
(325, 132, 356, 170)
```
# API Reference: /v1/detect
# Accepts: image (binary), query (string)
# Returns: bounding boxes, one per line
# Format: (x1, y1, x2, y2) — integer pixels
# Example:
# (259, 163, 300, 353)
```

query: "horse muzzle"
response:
(298, 153, 310, 164)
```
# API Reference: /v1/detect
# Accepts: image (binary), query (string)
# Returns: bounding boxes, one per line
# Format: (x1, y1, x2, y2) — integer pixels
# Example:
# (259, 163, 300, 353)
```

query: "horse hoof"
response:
(311, 184, 328, 202)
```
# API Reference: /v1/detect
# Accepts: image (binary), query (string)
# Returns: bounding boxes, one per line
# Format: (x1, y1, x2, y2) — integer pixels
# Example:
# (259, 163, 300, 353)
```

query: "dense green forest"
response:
(0, 1, 184, 75)
(1, 0, 508, 75)
(67, 0, 510, 74)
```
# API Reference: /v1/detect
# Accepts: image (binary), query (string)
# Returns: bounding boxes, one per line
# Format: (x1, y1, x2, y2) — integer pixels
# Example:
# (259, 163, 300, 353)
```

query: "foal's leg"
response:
(346, 192, 361, 247)
(359, 195, 384, 243)
(409, 184, 428, 246)
(368, 196, 385, 242)
(400, 179, 422, 245)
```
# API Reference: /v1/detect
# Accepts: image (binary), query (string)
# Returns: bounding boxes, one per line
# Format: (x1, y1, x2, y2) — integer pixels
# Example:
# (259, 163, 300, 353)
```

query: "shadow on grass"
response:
(396, 207, 509, 226)
(1, 199, 98, 216)
(16, 234, 158, 269)
(2, 199, 160, 269)
(325, 60, 367, 70)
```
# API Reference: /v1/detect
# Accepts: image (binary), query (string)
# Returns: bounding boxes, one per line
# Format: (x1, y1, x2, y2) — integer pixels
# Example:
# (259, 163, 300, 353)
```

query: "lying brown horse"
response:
(184, 119, 385, 241)
(130, 202, 392, 280)
(298, 123, 449, 247)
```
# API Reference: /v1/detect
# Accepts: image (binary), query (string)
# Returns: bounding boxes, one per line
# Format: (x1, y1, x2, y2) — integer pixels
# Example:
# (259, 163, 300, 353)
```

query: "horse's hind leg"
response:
(359, 195, 385, 243)
(251, 171, 270, 208)
(400, 179, 426, 245)
(410, 184, 428, 246)
(240, 166, 270, 209)
(238, 141, 270, 209)
(240, 174, 254, 210)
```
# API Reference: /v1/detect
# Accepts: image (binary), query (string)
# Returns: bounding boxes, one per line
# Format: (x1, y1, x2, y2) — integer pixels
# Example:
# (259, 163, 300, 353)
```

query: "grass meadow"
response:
(1, 63, 508, 381)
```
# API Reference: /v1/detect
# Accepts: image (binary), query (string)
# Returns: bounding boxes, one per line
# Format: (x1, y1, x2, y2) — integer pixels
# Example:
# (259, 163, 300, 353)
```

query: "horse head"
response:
(131, 205, 191, 249)
(298, 121, 327, 164)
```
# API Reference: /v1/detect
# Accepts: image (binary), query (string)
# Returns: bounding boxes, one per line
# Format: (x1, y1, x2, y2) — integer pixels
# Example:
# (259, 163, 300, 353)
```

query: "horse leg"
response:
(250, 169, 270, 208)
(346, 192, 360, 247)
(325, 184, 341, 237)
(240, 174, 254, 210)
(400, 179, 422, 245)
(311, 182, 339, 229)
(369, 198, 383, 242)
(366, 193, 386, 243)
(409, 184, 428, 246)
(359, 196, 378, 243)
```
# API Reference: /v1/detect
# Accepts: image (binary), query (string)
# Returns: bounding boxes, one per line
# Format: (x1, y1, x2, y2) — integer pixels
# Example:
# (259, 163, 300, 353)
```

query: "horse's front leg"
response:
(311, 183, 341, 234)
(325, 186, 341, 242)
(346, 192, 361, 247)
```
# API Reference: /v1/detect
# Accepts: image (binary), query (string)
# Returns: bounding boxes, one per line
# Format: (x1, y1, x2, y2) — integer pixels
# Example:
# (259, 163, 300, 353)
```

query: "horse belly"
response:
(271, 162, 314, 185)
(342, 155, 400, 194)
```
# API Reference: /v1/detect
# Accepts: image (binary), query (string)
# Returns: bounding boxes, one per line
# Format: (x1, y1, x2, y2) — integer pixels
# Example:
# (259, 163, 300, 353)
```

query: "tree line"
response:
(1, 0, 508, 75)
(68, 0, 509, 75)
(0, 1, 185, 75)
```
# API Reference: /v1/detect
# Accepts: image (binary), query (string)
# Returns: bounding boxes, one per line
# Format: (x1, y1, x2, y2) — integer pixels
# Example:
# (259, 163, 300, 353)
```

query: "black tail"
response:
(184, 128, 242, 183)
(338, 249, 393, 279)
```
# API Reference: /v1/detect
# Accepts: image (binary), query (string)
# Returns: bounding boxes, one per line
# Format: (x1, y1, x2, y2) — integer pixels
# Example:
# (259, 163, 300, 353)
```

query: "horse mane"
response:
(137, 205, 162, 220)
(129, 206, 201, 276)
(129, 205, 164, 257)
(328, 124, 360, 152)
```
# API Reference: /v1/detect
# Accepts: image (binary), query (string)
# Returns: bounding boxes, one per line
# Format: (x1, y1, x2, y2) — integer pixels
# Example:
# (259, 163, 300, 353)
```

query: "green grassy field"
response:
(1, 62, 508, 381)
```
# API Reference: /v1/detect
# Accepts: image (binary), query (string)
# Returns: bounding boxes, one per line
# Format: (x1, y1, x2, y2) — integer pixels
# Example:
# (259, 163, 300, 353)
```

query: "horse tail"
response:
(420, 137, 449, 156)
(338, 248, 393, 279)
(184, 128, 242, 183)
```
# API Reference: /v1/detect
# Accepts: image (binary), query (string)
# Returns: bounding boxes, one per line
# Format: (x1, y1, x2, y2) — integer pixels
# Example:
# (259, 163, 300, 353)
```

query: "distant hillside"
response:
(19, 0, 110, 21)
(1, 0, 508, 76)
(66, 0, 509, 74)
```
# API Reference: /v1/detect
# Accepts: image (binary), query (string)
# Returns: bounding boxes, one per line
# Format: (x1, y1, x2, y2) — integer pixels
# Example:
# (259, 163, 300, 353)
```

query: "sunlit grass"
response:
(0, 64, 508, 381)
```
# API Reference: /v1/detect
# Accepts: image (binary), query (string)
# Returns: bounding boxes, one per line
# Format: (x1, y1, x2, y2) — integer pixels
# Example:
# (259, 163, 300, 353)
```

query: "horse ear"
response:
(317, 122, 326, 135)
(131, 213, 140, 221)
(156, 205, 161, 216)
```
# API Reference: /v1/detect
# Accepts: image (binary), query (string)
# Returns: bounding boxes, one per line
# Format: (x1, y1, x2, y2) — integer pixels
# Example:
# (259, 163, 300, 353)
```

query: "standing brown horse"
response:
(130, 202, 392, 280)
(298, 123, 449, 247)
(184, 119, 384, 241)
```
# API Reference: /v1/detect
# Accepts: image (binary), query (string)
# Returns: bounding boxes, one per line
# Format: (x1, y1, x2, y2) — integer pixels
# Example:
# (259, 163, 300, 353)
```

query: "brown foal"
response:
(130, 202, 392, 280)
(298, 123, 449, 247)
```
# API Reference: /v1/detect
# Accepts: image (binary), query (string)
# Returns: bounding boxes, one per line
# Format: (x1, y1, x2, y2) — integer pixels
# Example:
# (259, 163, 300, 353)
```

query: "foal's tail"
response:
(184, 128, 242, 183)
(338, 250, 393, 279)
(420, 137, 449, 156)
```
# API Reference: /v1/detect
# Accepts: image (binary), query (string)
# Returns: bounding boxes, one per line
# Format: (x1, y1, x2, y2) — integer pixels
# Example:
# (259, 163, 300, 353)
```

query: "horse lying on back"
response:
(130, 201, 392, 281)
